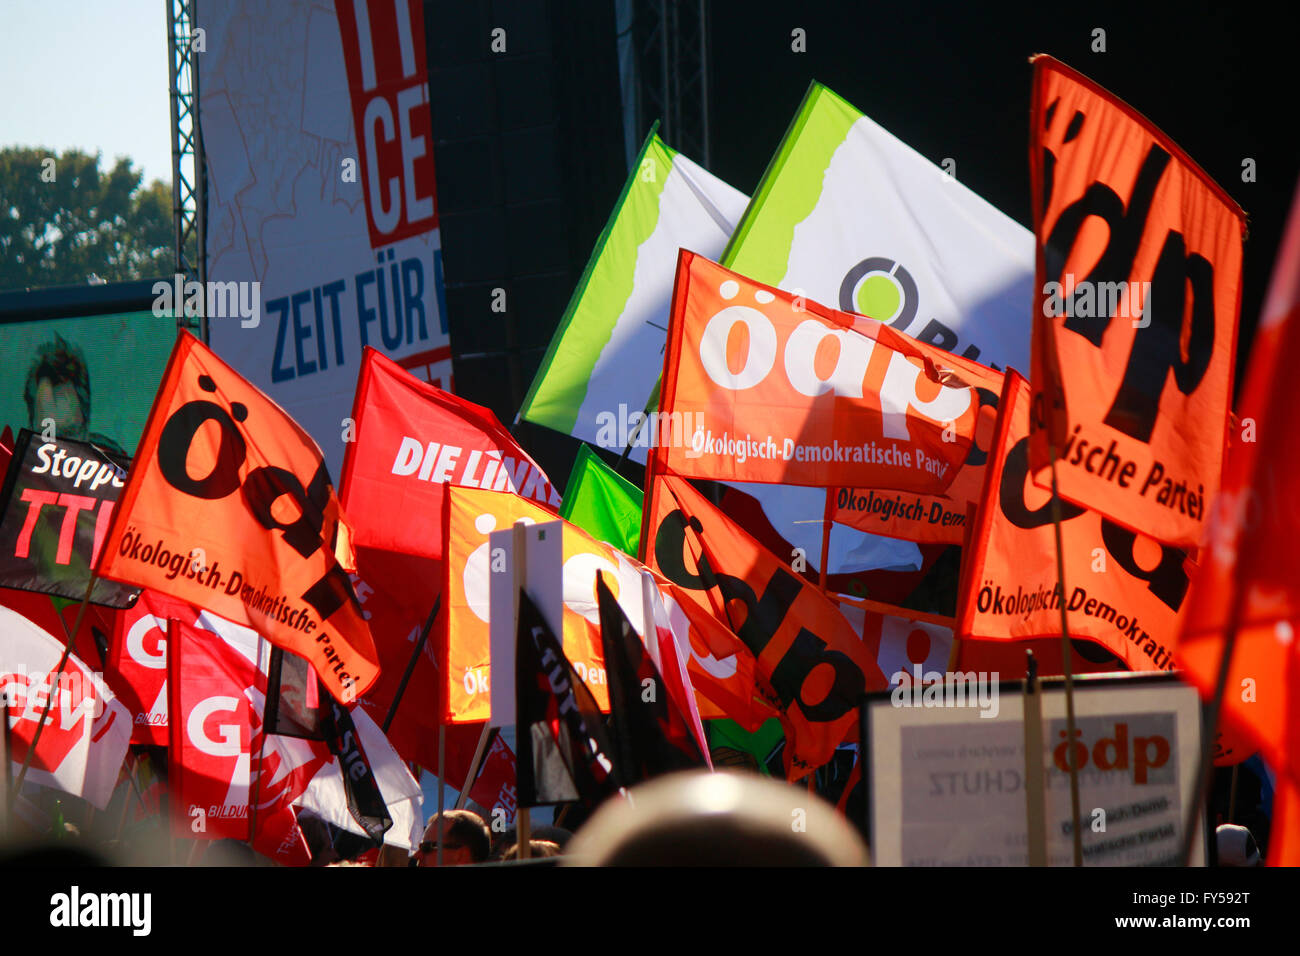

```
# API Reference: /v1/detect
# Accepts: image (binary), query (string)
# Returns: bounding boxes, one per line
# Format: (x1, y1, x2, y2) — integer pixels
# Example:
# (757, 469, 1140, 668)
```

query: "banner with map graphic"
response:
(200, 0, 452, 475)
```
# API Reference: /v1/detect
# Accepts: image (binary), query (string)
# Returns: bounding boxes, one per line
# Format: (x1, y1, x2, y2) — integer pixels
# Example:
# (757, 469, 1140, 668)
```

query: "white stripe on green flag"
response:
(517, 126, 748, 458)
(723, 81, 1034, 372)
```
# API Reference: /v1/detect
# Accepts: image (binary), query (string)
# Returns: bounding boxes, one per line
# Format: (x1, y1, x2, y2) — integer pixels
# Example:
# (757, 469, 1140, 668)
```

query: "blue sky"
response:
(0, 0, 173, 187)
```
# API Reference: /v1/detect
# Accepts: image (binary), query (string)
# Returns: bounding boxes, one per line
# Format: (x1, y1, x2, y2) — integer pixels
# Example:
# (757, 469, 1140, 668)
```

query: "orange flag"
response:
(1175, 180, 1300, 792)
(444, 485, 774, 730)
(97, 331, 378, 703)
(1028, 55, 1245, 549)
(644, 472, 889, 777)
(832, 352, 1003, 545)
(957, 369, 1195, 672)
(656, 251, 976, 494)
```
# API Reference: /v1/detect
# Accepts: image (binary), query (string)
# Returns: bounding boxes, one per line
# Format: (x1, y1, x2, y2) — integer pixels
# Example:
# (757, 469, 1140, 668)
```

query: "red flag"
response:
(96, 331, 378, 703)
(467, 733, 517, 827)
(957, 370, 1194, 672)
(106, 589, 199, 745)
(656, 251, 977, 493)
(0, 604, 131, 809)
(339, 347, 560, 561)
(1176, 180, 1300, 788)
(1027, 55, 1245, 548)
(644, 472, 889, 776)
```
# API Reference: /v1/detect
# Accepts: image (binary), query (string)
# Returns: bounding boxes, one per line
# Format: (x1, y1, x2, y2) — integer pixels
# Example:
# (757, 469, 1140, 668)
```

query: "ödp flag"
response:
(831, 353, 1004, 545)
(643, 472, 889, 776)
(518, 128, 748, 454)
(1175, 179, 1300, 789)
(723, 81, 1034, 372)
(340, 348, 560, 560)
(0, 604, 131, 809)
(97, 331, 379, 703)
(957, 371, 1195, 673)
(657, 252, 976, 493)
(560, 444, 643, 556)
(1028, 56, 1246, 548)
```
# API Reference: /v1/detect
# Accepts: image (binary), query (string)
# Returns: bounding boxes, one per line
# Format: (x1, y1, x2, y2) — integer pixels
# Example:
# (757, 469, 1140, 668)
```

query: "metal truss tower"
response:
(167, 0, 207, 340)
(637, 0, 711, 166)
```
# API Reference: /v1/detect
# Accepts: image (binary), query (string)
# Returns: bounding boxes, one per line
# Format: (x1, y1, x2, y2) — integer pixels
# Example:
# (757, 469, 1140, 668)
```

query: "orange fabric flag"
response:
(832, 352, 1003, 545)
(443, 485, 772, 729)
(1175, 180, 1300, 791)
(1028, 55, 1245, 549)
(644, 472, 889, 777)
(97, 331, 378, 703)
(957, 369, 1196, 672)
(656, 251, 976, 494)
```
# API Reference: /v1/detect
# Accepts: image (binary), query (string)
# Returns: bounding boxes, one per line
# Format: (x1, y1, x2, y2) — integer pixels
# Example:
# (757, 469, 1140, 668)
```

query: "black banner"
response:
(0, 429, 139, 607)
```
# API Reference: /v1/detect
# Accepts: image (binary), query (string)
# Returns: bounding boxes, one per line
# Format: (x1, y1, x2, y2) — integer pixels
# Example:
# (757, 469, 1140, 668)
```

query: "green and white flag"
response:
(517, 127, 748, 458)
(723, 81, 1034, 373)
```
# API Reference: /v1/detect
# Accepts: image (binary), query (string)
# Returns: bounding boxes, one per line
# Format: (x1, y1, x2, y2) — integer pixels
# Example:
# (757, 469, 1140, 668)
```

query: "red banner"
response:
(97, 332, 378, 703)
(656, 252, 976, 493)
(1028, 55, 1245, 548)
(340, 347, 560, 561)
(957, 370, 1195, 672)
(644, 472, 888, 776)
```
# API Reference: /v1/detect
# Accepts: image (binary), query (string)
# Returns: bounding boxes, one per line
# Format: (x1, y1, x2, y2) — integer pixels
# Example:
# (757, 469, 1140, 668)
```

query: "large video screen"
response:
(0, 310, 176, 457)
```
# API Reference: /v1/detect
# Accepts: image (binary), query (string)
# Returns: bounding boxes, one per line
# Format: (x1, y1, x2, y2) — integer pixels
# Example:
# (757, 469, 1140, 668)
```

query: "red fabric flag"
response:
(1028, 55, 1245, 548)
(1176, 180, 1300, 789)
(656, 251, 977, 493)
(644, 472, 889, 776)
(339, 347, 560, 561)
(96, 331, 378, 703)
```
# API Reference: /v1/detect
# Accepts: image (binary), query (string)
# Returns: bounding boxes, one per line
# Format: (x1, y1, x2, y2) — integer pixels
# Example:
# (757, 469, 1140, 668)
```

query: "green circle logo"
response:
(855, 274, 902, 321)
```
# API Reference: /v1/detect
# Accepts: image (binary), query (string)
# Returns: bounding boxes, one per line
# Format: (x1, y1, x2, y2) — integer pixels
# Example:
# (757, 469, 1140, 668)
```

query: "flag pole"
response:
(1, 689, 10, 838)
(454, 724, 495, 809)
(512, 520, 532, 860)
(11, 572, 99, 798)
(1047, 447, 1084, 867)
(1178, 581, 1246, 865)
(818, 488, 833, 595)
(436, 723, 445, 867)
(1022, 650, 1048, 866)
(383, 595, 442, 732)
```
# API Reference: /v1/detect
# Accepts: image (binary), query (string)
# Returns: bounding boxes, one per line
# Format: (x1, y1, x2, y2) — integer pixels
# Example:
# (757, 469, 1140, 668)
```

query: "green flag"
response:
(517, 126, 748, 459)
(559, 445, 643, 556)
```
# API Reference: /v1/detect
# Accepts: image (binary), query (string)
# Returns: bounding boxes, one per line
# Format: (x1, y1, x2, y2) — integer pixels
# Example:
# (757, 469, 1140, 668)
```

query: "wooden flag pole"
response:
(512, 520, 532, 860)
(1179, 581, 1246, 866)
(454, 724, 495, 810)
(1022, 651, 1048, 867)
(1, 690, 10, 838)
(11, 573, 99, 798)
(818, 488, 833, 595)
(1047, 447, 1084, 867)
(436, 723, 445, 867)
(383, 595, 442, 733)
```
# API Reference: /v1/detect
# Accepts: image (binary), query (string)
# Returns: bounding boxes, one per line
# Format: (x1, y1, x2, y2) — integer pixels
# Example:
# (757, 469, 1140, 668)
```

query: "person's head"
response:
(415, 810, 490, 866)
(503, 840, 561, 861)
(24, 336, 91, 441)
(564, 770, 869, 866)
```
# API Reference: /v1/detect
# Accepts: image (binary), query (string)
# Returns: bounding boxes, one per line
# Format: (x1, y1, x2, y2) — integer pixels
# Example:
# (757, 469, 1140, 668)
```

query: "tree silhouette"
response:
(0, 147, 192, 292)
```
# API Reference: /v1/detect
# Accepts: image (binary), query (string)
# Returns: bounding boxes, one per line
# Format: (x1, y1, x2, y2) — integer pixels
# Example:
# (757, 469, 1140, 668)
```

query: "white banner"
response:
(200, 0, 451, 474)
